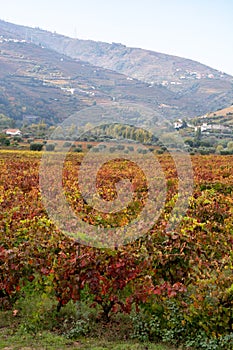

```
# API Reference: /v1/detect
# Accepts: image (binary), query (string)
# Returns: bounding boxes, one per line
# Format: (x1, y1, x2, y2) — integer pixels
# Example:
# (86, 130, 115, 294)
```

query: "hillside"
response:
(0, 19, 233, 125)
(195, 104, 233, 128)
(0, 39, 110, 124)
(0, 38, 174, 125)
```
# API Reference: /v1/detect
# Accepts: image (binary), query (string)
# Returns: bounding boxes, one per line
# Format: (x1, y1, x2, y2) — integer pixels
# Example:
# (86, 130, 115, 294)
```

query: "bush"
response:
(199, 148, 211, 155)
(73, 147, 82, 153)
(98, 144, 107, 150)
(57, 301, 97, 339)
(45, 143, 55, 151)
(117, 145, 125, 150)
(27, 138, 34, 144)
(220, 149, 233, 155)
(91, 147, 100, 153)
(131, 311, 163, 342)
(2, 138, 10, 146)
(13, 136, 22, 142)
(30, 143, 43, 151)
(137, 148, 147, 154)
(131, 298, 233, 349)
(0, 134, 10, 146)
(64, 319, 90, 339)
(15, 289, 57, 334)
(63, 142, 72, 148)
(157, 149, 164, 154)
(185, 139, 194, 147)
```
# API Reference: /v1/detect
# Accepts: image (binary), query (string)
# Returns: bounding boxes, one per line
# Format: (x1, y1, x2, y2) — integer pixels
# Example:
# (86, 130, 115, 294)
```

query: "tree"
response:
(30, 143, 43, 151)
(216, 145, 224, 154)
(0, 134, 10, 146)
(227, 141, 233, 151)
(195, 127, 201, 141)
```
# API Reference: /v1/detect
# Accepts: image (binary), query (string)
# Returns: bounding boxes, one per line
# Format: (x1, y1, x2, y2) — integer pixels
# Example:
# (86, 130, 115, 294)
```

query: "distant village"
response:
(173, 116, 231, 134)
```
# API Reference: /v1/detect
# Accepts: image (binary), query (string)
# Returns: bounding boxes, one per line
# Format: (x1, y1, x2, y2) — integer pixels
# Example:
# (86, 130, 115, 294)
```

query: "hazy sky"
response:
(1, 0, 233, 75)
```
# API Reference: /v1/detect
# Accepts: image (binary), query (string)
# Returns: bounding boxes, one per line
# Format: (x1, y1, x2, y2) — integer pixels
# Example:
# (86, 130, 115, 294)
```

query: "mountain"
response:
(0, 33, 172, 125)
(0, 19, 233, 125)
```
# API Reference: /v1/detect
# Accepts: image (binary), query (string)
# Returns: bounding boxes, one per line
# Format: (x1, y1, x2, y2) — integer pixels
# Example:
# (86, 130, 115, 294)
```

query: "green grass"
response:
(0, 330, 172, 350)
(0, 328, 73, 349)
(0, 310, 174, 350)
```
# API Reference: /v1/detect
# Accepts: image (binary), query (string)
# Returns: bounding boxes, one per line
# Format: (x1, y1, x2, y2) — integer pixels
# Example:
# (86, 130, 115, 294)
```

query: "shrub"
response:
(15, 282, 57, 334)
(45, 143, 55, 151)
(91, 147, 100, 153)
(2, 138, 10, 146)
(64, 319, 90, 339)
(199, 147, 211, 155)
(98, 144, 107, 150)
(13, 136, 22, 142)
(0, 134, 10, 146)
(220, 149, 233, 155)
(63, 142, 72, 148)
(157, 149, 164, 154)
(73, 147, 82, 153)
(30, 143, 43, 151)
(137, 148, 148, 154)
(117, 145, 125, 150)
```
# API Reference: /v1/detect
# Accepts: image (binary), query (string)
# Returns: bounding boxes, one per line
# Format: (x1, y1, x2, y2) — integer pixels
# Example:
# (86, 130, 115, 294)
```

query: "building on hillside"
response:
(194, 123, 208, 132)
(174, 119, 184, 129)
(5, 129, 22, 136)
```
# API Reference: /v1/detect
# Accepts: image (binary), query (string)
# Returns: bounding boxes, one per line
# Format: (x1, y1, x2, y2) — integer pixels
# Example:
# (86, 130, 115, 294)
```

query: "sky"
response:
(1, 0, 233, 75)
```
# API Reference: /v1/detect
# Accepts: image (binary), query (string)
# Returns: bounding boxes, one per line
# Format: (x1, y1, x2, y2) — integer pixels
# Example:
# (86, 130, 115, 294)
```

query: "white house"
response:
(5, 129, 22, 136)
(194, 123, 209, 132)
(174, 119, 183, 129)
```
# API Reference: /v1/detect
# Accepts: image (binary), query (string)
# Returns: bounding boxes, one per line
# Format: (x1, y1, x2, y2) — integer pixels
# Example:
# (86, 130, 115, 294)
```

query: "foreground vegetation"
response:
(0, 150, 233, 349)
(0, 309, 172, 350)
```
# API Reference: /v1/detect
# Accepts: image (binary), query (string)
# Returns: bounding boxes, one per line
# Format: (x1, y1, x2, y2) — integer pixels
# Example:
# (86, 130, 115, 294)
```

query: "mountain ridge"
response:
(0, 36, 174, 125)
(1, 19, 230, 84)
(0, 19, 233, 125)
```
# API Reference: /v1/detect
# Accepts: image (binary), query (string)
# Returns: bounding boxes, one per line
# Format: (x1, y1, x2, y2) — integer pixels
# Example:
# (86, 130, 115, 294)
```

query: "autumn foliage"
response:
(0, 150, 232, 344)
